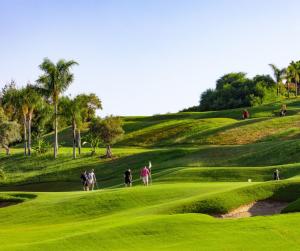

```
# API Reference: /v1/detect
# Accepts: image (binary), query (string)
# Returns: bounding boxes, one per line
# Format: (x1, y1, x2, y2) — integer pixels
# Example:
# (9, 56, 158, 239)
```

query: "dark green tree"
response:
(88, 116, 124, 158)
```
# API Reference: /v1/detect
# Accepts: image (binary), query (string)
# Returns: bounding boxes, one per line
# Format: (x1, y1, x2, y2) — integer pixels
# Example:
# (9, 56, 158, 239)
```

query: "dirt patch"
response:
(214, 200, 289, 219)
(0, 201, 19, 208)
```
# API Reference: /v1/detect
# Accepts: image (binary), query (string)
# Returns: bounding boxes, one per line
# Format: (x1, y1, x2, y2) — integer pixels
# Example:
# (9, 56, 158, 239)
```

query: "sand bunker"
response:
(215, 200, 289, 219)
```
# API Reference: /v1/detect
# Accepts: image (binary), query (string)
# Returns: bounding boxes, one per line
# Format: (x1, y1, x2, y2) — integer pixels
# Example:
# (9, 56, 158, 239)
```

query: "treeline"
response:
(0, 58, 124, 158)
(183, 61, 300, 111)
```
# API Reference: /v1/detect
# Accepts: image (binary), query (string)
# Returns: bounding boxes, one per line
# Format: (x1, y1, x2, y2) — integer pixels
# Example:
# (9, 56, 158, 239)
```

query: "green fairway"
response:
(1, 182, 300, 251)
(2, 100, 300, 250)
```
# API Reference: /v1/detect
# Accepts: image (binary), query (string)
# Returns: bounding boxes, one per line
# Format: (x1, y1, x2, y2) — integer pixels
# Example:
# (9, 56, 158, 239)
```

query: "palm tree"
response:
(2, 87, 29, 155)
(269, 64, 286, 96)
(287, 61, 300, 97)
(60, 96, 82, 159)
(36, 58, 78, 158)
(24, 85, 43, 156)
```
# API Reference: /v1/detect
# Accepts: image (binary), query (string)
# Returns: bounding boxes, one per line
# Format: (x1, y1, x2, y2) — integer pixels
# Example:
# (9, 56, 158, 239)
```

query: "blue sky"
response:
(1, 0, 300, 115)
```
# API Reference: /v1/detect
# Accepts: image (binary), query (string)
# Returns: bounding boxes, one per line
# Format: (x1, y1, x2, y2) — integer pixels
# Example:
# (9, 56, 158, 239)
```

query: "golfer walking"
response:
(140, 166, 150, 186)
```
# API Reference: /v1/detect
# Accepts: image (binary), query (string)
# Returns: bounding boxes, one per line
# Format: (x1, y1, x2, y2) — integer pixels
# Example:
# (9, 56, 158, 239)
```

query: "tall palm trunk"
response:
(23, 114, 27, 156)
(296, 82, 298, 97)
(54, 102, 58, 158)
(27, 110, 33, 156)
(77, 129, 81, 155)
(72, 120, 76, 159)
(288, 83, 290, 98)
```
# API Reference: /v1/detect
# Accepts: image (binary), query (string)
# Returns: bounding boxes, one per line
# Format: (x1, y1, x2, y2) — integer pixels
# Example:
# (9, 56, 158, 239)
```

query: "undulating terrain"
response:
(2, 100, 300, 250)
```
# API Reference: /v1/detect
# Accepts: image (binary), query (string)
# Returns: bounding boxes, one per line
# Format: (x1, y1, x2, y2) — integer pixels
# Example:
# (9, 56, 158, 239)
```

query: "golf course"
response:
(2, 100, 300, 251)
(3, 1, 300, 250)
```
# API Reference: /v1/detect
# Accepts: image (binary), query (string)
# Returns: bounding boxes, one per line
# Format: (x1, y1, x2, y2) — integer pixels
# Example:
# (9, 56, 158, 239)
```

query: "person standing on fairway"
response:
(148, 161, 152, 185)
(88, 169, 97, 191)
(124, 169, 133, 187)
(140, 166, 150, 186)
(242, 109, 249, 119)
(80, 170, 88, 191)
(273, 169, 280, 180)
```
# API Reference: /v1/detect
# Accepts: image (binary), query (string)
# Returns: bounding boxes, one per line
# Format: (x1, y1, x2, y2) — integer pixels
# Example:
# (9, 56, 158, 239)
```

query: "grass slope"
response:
(3, 137, 300, 190)
(1, 182, 300, 251)
(2, 100, 300, 250)
(45, 99, 300, 147)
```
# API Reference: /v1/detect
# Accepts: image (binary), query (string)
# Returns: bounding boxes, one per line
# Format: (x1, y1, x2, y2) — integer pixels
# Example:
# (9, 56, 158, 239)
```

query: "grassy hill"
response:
(2, 100, 300, 250)
(45, 99, 300, 148)
(3, 99, 300, 190)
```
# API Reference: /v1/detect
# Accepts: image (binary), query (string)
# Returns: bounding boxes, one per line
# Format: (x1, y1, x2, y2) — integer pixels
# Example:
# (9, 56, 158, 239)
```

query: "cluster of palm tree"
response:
(269, 60, 300, 98)
(1, 58, 102, 158)
(1, 83, 42, 156)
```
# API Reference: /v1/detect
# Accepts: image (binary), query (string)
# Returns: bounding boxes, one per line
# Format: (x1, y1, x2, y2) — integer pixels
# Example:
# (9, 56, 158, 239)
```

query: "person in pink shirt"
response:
(140, 166, 150, 186)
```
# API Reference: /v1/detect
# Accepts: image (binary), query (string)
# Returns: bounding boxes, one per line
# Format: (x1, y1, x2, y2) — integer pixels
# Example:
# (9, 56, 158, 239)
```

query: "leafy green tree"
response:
(88, 116, 124, 158)
(1, 86, 29, 155)
(59, 96, 82, 159)
(36, 58, 78, 158)
(0, 108, 21, 155)
(198, 73, 278, 111)
(1, 84, 44, 156)
(82, 132, 102, 156)
(0, 80, 19, 121)
(74, 93, 102, 154)
(269, 64, 286, 96)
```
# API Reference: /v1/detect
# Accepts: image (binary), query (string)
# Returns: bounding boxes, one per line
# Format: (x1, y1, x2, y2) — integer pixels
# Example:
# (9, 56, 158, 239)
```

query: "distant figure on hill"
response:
(242, 109, 249, 119)
(140, 166, 150, 186)
(87, 169, 97, 191)
(273, 169, 280, 181)
(124, 169, 133, 187)
(80, 170, 88, 191)
(280, 104, 287, 116)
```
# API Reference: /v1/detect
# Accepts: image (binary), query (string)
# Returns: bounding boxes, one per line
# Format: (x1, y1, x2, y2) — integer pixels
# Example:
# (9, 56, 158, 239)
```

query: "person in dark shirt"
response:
(124, 169, 132, 187)
(80, 170, 88, 191)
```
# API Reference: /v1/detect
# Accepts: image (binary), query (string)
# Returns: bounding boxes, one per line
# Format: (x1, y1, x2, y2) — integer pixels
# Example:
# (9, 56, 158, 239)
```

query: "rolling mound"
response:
(2, 101, 300, 250)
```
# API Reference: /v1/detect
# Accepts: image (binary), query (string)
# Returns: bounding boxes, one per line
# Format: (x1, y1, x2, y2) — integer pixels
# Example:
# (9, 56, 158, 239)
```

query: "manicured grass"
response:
(2, 100, 300, 250)
(173, 180, 300, 214)
(43, 98, 300, 148)
(2, 141, 300, 191)
(1, 182, 300, 251)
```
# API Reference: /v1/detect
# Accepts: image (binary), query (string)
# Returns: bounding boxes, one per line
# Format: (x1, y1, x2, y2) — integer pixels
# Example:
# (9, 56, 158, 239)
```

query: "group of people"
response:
(80, 162, 152, 191)
(80, 169, 97, 191)
(243, 104, 287, 120)
(124, 162, 152, 187)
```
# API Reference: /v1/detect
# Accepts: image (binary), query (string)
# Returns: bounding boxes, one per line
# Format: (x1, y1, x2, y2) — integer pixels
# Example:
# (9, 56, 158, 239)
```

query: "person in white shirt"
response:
(88, 169, 97, 190)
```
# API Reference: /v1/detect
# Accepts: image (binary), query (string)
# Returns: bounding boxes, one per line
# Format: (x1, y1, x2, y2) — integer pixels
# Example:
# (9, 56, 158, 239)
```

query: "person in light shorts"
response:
(140, 166, 150, 186)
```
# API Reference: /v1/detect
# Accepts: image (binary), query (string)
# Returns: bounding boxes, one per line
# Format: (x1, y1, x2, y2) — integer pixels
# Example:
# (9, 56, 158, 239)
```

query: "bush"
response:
(198, 73, 279, 111)
(32, 138, 51, 154)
